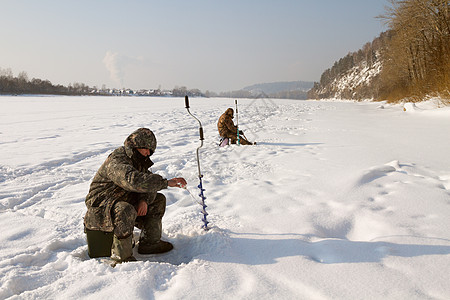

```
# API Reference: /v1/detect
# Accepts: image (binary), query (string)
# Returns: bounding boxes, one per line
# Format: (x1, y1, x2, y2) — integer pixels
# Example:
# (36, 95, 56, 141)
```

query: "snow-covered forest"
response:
(309, 0, 450, 102)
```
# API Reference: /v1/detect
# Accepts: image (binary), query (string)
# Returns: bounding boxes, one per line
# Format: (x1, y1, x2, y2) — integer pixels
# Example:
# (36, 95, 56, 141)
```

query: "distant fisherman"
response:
(217, 108, 254, 145)
(84, 128, 186, 264)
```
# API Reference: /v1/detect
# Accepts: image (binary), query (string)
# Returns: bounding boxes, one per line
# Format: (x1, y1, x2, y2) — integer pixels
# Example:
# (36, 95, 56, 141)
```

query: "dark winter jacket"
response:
(217, 108, 237, 138)
(84, 128, 168, 232)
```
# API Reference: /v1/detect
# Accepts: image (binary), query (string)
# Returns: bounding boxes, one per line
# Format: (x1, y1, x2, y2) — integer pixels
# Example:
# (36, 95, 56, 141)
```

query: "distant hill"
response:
(243, 81, 314, 94)
(241, 81, 314, 99)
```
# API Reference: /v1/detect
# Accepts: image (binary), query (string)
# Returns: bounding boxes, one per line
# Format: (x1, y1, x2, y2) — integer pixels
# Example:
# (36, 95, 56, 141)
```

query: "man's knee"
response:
(112, 201, 137, 238)
(149, 193, 166, 218)
(155, 193, 166, 204)
(135, 193, 166, 228)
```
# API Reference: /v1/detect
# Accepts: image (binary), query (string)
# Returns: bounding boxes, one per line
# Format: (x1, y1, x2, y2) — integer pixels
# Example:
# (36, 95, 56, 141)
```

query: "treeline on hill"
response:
(308, 0, 450, 103)
(379, 0, 449, 101)
(0, 68, 90, 95)
(308, 32, 389, 100)
(0, 68, 207, 97)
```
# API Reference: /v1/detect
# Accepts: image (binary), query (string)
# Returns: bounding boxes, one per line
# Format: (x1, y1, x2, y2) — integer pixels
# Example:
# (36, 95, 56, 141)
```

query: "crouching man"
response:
(84, 128, 186, 264)
(217, 108, 254, 145)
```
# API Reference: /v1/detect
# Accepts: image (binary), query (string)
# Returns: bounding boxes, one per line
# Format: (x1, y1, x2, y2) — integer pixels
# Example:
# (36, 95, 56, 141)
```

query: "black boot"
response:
(138, 218, 173, 254)
(138, 240, 173, 254)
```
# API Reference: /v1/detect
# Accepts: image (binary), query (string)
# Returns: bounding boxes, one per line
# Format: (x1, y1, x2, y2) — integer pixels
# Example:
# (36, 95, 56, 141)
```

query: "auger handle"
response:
(185, 96, 204, 141)
(199, 127, 204, 141)
(185, 95, 204, 178)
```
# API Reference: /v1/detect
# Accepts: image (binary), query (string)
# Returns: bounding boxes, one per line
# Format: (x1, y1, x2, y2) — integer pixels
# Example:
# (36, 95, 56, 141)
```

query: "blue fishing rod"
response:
(184, 96, 209, 231)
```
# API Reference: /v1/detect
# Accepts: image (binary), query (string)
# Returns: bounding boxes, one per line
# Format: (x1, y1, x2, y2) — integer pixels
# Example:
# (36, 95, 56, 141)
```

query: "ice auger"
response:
(184, 96, 209, 231)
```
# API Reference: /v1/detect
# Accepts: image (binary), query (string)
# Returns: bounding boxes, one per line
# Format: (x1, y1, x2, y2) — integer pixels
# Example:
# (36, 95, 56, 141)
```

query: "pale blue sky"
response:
(1, 0, 388, 92)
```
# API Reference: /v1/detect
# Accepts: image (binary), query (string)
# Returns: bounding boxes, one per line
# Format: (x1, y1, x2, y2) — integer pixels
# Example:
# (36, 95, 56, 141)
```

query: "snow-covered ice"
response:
(1, 96, 449, 299)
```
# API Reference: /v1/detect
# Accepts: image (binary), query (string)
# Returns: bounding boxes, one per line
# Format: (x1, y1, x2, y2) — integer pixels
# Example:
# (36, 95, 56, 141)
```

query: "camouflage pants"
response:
(224, 132, 252, 145)
(112, 193, 166, 238)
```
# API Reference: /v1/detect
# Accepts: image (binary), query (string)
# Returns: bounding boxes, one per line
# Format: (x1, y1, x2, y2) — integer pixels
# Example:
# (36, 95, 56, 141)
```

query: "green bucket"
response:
(85, 229, 113, 258)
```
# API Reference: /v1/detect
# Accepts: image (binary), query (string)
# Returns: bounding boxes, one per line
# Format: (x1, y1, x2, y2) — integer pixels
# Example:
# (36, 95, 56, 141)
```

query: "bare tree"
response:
(380, 0, 450, 100)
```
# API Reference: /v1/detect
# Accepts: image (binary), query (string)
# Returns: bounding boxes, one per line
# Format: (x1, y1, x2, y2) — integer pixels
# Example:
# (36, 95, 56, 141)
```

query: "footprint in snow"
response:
(357, 164, 397, 185)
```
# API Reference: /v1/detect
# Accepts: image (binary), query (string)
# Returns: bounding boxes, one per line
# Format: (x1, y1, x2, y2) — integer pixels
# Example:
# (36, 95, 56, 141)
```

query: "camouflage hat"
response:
(124, 128, 157, 152)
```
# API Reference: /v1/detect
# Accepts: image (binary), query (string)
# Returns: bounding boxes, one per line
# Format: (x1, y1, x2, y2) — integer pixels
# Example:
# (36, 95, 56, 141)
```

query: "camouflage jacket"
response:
(217, 108, 237, 137)
(84, 129, 168, 232)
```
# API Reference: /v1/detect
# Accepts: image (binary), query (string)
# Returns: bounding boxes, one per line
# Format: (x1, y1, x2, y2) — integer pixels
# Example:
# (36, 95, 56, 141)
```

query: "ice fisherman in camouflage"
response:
(84, 128, 187, 263)
(217, 108, 254, 145)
